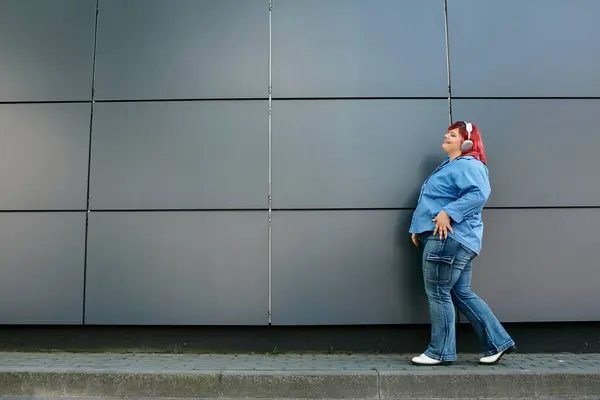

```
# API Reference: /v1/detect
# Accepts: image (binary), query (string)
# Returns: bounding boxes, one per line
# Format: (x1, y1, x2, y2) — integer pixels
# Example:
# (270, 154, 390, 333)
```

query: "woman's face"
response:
(442, 128, 462, 154)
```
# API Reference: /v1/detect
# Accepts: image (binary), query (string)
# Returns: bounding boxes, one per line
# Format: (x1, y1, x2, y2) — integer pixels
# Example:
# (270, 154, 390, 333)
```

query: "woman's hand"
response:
(411, 233, 419, 247)
(432, 210, 453, 240)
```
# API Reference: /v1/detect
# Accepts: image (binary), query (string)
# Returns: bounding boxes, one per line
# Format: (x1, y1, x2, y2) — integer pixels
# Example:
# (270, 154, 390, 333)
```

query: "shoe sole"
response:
(411, 360, 454, 366)
(479, 344, 517, 365)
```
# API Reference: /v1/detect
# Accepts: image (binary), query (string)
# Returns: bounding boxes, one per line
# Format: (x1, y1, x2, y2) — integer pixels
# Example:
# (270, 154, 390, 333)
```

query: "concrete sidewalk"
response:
(0, 352, 599, 399)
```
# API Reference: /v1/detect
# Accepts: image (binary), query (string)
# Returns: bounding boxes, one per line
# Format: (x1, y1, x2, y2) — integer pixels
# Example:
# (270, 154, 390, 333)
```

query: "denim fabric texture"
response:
(418, 233, 515, 361)
(410, 155, 490, 254)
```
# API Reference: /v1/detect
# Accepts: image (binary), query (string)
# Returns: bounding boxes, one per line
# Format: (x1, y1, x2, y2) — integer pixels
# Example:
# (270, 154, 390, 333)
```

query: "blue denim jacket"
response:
(409, 155, 491, 254)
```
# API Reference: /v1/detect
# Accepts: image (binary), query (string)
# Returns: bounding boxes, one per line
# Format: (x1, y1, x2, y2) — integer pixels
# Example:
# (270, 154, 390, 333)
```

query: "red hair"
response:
(448, 121, 487, 165)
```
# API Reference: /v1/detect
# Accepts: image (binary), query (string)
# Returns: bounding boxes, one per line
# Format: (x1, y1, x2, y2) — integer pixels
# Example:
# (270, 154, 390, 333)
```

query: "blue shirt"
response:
(409, 155, 491, 254)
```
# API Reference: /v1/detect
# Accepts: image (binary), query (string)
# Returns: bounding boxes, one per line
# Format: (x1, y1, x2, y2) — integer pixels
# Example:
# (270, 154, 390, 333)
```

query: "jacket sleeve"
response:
(442, 165, 491, 223)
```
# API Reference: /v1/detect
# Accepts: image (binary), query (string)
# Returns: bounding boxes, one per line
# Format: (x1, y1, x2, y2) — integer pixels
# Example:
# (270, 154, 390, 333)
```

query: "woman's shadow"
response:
(393, 154, 441, 323)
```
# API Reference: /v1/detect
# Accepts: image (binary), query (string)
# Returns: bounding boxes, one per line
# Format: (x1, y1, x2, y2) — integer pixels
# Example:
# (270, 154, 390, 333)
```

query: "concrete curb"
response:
(1, 369, 599, 399)
(378, 371, 600, 399)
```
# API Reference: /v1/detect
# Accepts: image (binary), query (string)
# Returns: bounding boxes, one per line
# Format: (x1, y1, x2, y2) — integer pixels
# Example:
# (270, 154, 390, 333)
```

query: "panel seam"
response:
(267, 0, 273, 326)
(82, 0, 100, 326)
(444, 0, 453, 124)
(5, 96, 597, 105)
(1, 206, 597, 213)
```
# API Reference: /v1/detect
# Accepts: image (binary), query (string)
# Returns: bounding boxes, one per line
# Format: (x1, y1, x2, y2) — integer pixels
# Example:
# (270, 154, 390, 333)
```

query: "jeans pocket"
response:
(424, 253, 455, 285)
(459, 244, 476, 260)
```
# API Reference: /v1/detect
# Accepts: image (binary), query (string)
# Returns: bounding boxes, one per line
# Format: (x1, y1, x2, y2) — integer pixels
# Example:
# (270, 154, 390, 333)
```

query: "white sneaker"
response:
(411, 353, 443, 365)
(479, 345, 517, 365)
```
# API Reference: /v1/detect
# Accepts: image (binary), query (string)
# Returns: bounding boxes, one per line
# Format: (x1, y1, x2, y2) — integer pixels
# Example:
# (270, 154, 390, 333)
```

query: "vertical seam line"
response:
(82, 0, 100, 325)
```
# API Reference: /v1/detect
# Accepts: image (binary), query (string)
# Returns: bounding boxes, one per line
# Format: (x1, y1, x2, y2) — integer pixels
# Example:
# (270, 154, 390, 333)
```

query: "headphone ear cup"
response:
(461, 140, 473, 152)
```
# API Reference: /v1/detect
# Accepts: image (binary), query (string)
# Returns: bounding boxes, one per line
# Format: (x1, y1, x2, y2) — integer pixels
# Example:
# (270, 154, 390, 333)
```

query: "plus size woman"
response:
(409, 121, 516, 366)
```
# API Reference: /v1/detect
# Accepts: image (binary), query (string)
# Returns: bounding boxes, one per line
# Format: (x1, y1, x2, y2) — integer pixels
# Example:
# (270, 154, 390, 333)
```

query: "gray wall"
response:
(1, 0, 598, 325)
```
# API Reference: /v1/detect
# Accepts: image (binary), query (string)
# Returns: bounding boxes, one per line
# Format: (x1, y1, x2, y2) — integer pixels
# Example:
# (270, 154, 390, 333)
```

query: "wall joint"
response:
(267, 0, 273, 325)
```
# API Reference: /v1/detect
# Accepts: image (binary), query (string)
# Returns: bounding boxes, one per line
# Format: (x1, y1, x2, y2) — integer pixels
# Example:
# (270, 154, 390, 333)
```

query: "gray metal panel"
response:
(85, 211, 268, 325)
(89, 101, 268, 210)
(448, 0, 600, 97)
(0, 0, 96, 102)
(0, 212, 85, 324)
(272, 0, 447, 97)
(94, 0, 268, 100)
(271, 210, 429, 325)
(272, 100, 450, 209)
(0, 104, 91, 210)
(461, 209, 600, 323)
(452, 99, 600, 207)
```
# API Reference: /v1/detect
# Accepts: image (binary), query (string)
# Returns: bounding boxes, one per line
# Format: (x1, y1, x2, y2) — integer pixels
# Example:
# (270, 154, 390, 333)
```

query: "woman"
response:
(409, 121, 516, 366)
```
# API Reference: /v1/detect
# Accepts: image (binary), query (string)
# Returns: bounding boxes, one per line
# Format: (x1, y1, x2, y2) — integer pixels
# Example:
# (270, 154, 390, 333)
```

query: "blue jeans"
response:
(418, 233, 515, 361)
